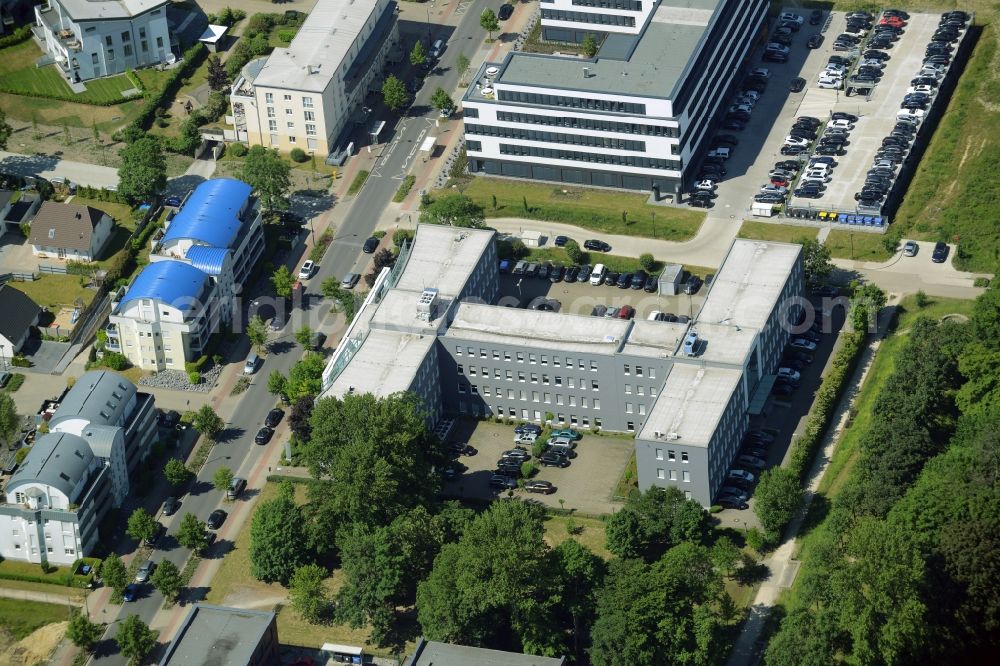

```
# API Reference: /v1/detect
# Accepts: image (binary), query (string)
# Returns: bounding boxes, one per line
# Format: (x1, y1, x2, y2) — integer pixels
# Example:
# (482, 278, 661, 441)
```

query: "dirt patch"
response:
(0, 621, 67, 666)
(221, 584, 286, 611)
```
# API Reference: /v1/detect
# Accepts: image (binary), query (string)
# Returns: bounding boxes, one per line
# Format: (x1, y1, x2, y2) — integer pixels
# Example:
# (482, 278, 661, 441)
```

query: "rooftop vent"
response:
(416, 288, 439, 322)
(582, 67, 591, 78)
(666, 432, 680, 440)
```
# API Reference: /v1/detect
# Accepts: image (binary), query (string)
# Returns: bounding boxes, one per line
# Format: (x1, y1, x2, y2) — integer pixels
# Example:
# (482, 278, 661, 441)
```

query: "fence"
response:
(37, 264, 68, 275)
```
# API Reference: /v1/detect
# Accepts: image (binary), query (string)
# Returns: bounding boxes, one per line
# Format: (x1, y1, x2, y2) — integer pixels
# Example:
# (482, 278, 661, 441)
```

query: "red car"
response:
(879, 16, 904, 27)
(770, 177, 790, 187)
(617, 305, 635, 319)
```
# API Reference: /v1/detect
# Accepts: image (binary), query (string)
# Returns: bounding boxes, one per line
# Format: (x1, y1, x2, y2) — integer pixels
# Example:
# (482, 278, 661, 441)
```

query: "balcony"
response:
(35, 6, 81, 51)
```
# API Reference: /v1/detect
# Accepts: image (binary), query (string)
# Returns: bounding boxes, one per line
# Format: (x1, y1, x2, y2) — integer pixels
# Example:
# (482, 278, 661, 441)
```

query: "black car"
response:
(554, 235, 569, 247)
(775, 160, 800, 171)
(591, 304, 607, 317)
(631, 270, 648, 290)
(514, 423, 542, 435)
(617, 273, 632, 289)
(807, 33, 824, 49)
(780, 145, 806, 156)
(539, 452, 570, 468)
(264, 408, 284, 428)
(809, 9, 823, 24)
(206, 509, 227, 530)
(644, 276, 659, 293)
(815, 146, 845, 156)
(722, 118, 747, 131)
(538, 262, 550, 280)
(864, 49, 890, 60)
(772, 382, 794, 396)
(717, 496, 749, 510)
(162, 497, 179, 516)
(550, 264, 565, 282)
(794, 189, 822, 199)
(362, 237, 379, 253)
(561, 266, 577, 283)
(497, 3, 514, 20)
(584, 239, 611, 252)
(932, 242, 949, 263)
(684, 276, 703, 295)
(689, 197, 711, 208)
(714, 134, 739, 146)
(525, 480, 556, 494)
(755, 194, 785, 204)
(763, 52, 788, 63)
(602, 271, 618, 286)
(788, 77, 805, 93)
(255, 426, 273, 445)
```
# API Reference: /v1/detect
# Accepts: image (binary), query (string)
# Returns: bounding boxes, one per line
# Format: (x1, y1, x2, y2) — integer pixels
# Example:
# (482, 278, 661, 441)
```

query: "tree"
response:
(303, 393, 443, 525)
(117, 137, 166, 205)
(420, 194, 485, 228)
(410, 40, 427, 67)
(480, 8, 500, 39)
(382, 75, 408, 112)
(102, 553, 128, 602)
(0, 109, 11, 150)
(554, 539, 606, 658)
(213, 466, 234, 493)
(431, 87, 455, 114)
(581, 34, 598, 58)
(116, 614, 156, 665)
(565, 239, 584, 264)
(267, 370, 289, 402)
(639, 253, 655, 272)
(850, 283, 887, 334)
(192, 404, 224, 442)
(176, 512, 207, 552)
(246, 314, 269, 353)
(0, 393, 19, 449)
(150, 559, 182, 601)
(206, 54, 229, 91)
(456, 53, 471, 83)
(163, 458, 193, 488)
(67, 612, 103, 651)
(286, 352, 326, 400)
(799, 237, 833, 287)
(241, 145, 291, 211)
(249, 481, 307, 584)
(711, 536, 742, 579)
(270, 264, 294, 299)
(754, 467, 803, 540)
(604, 486, 709, 561)
(290, 564, 330, 623)
(289, 396, 314, 441)
(295, 325, 314, 349)
(126, 508, 158, 544)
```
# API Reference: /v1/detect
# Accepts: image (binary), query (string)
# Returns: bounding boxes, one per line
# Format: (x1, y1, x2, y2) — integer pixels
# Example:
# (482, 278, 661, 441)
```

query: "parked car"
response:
(539, 452, 570, 468)
(341, 273, 361, 289)
(717, 496, 749, 510)
(362, 237, 379, 253)
(162, 497, 179, 516)
(297, 260, 316, 280)
(135, 560, 155, 583)
(255, 426, 273, 445)
(206, 509, 227, 530)
(524, 480, 556, 494)
(727, 469, 756, 485)
(490, 474, 518, 490)
(736, 455, 767, 470)
(554, 235, 569, 247)
(790, 338, 818, 351)
(550, 428, 580, 440)
(903, 240, 918, 257)
(932, 241, 950, 263)
(583, 239, 611, 252)
(515, 423, 542, 435)
(497, 3, 514, 20)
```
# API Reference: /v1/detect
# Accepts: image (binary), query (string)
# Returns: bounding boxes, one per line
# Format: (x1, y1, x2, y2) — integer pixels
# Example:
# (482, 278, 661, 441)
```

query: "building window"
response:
(91, 53, 99, 65)
(627, 421, 635, 431)
(668, 450, 676, 461)
(593, 399, 600, 409)
(655, 448, 663, 460)
(287, 122, 295, 128)
(304, 111, 316, 121)
(657, 468, 665, 480)
(516, 352, 524, 363)
(669, 469, 677, 480)
(624, 364, 630, 375)
(466, 140, 482, 152)
(529, 354, 537, 364)
(499, 143, 678, 171)
(595, 418, 602, 427)
(265, 93, 274, 103)
(649, 368, 656, 379)
(107, 48, 115, 61)
(625, 403, 633, 414)
(289, 136, 296, 143)
(625, 384, 632, 394)
(682, 452, 689, 463)
(267, 107, 275, 117)
(554, 376, 562, 386)
(105, 35, 113, 46)
(284, 94, 292, 101)
(591, 380, 599, 390)
(457, 364, 464, 374)
(518, 372, 525, 382)
(639, 404, 646, 415)
(636, 365, 643, 376)
(493, 351, 500, 359)
(156, 37, 164, 49)
(268, 120, 277, 131)
(121, 31, 130, 42)
(141, 40, 148, 52)
(682, 470, 691, 482)
(286, 108, 293, 115)
(303, 96, 314, 107)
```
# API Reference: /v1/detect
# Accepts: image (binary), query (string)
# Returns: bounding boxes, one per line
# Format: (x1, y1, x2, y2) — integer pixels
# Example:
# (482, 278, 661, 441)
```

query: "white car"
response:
(779, 11, 804, 25)
(784, 136, 810, 146)
(897, 108, 926, 120)
(804, 172, 832, 182)
(859, 58, 885, 69)
(907, 85, 935, 95)
(695, 179, 717, 191)
(708, 147, 730, 160)
(790, 338, 818, 351)
(824, 63, 847, 74)
(728, 103, 753, 115)
(751, 67, 770, 79)
(648, 310, 663, 321)
(297, 260, 316, 280)
(741, 90, 760, 102)
(817, 77, 843, 89)
(828, 118, 854, 130)
(728, 469, 756, 484)
(777, 367, 801, 382)
(513, 433, 537, 444)
(766, 43, 790, 54)
(806, 162, 831, 172)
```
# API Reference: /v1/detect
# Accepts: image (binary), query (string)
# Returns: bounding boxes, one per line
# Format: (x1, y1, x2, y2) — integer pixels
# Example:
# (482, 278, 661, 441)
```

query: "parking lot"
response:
(441, 419, 634, 515)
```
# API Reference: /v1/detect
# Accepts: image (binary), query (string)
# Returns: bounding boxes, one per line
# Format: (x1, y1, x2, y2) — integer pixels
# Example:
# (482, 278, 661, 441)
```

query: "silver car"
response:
(135, 560, 155, 583)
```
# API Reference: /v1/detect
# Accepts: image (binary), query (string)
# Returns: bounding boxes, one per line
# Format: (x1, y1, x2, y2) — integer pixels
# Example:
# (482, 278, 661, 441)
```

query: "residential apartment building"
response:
(107, 178, 264, 371)
(229, 0, 400, 155)
(33, 0, 171, 83)
(461, 0, 768, 195)
(320, 225, 804, 506)
(0, 371, 157, 565)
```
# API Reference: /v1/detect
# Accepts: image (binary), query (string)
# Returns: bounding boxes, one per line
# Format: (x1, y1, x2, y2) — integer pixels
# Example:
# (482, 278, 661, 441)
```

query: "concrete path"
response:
(0, 586, 84, 606)
(833, 240, 989, 299)
(0, 150, 119, 189)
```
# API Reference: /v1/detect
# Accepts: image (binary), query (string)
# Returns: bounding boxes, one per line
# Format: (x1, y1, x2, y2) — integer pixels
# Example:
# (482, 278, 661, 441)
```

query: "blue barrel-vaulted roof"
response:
(185, 246, 231, 276)
(119, 260, 210, 312)
(162, 179, 252, 249)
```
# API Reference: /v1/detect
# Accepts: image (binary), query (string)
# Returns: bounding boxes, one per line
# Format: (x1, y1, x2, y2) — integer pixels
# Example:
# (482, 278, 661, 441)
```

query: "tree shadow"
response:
(215, 426, 246, 444)
(734, 557, 771, 586)
(92, 636, 120, 659)
(796, 492, 830, 540)
(380, 607, 421, 653)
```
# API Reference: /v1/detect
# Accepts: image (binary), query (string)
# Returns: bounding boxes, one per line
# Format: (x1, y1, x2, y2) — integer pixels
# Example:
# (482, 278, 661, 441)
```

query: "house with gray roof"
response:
(0, 370, 157, 565)
(406, 638, 566, 666)
(0, 284, 42, 354)
(29, 200, 113, 262)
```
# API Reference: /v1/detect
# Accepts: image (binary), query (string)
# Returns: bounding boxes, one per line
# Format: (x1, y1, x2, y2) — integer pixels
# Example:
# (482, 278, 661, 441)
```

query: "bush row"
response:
(75, 185, 126, 203)
(0, 25, 32, 49)
(392, 175, 416, 202)
(787, 331, 867, 481)
(128, 42, 208, 135)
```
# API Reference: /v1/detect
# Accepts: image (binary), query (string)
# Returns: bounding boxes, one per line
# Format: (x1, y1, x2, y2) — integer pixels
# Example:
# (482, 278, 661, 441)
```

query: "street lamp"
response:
(0, 345, 7, 371)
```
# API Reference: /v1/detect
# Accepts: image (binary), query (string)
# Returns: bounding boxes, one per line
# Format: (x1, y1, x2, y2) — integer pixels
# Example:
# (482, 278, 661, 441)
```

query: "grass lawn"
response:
(0, 42, 138, 104)
(612, 452, 638, 500)
(70, 197, 136, 229)
(10, 275, 97, 311)
(737, 220, 817, 244)
(0, 559, 71, 585)
(543, 514, 610, 559)
(451, 177, 704, 241)
(824, 229, 895, 262)
(0, 578, 87, 601)
(0, 597, 69, 640)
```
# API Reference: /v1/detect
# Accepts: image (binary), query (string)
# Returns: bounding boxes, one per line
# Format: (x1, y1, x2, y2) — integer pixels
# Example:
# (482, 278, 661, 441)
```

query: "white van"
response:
(590, 264, 607, 285)
(244, 352, 259, 375)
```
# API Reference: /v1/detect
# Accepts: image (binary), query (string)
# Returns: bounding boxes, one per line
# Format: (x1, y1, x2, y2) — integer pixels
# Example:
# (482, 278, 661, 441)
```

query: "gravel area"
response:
(139, 363, 222, 392)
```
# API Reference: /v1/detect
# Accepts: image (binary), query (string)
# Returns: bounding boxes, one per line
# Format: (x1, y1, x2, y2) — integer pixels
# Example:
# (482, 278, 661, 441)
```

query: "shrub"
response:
(277, 29, 296, 44)
(348, 170, 370, 195)
(245, 13, 277, 37)
(188, 371, 200, 385)
(5, 374, 25, 392)
(102, 352, 130, 371)
(229, 143, 248, 157)
(372, 230, 386, 240)
(392, 228, 414, 248)
(0, 25, 31, 49)
(290, 147, 308, 163)
(392, 174, 416, 202)
(639, 253, 656, 272)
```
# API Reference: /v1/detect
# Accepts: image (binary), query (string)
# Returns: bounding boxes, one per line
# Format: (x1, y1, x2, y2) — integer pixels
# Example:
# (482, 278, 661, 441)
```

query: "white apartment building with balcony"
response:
(229, 0, 400, 156)
(33, 0, 171, 83)
(461, 0, 768, 195)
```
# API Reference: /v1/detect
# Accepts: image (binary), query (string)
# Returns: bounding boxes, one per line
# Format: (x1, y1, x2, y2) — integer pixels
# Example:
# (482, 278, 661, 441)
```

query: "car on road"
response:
(135, 560, 155, 583)
(524, 480, 556, 494)
(123, 584, 139, 602)
(265, 408, 284, 428)
(254, 426, 273, 446)
(162, 497, 179, 516)
(903, 241, 918, 257)
(164, 195, 182, 207)
(297, 260, 316, 280)
(584, 239, 611, 252)
(789, 77, 806, 92)
(932, 242, 950, 263)
(489, 474, 518, 490)
(341, 273, 361, 289)
(362, 237, 379, 253)
(497, 3, 514, 20)
(207, 509, 227, 530)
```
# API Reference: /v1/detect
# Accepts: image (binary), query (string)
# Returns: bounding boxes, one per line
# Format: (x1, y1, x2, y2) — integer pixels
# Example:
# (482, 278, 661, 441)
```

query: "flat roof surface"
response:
(620, 319, 688, 358)
(446, 303, 629, 355)
(697, 240, 800, 330)
(690, 321, 758, 366)
(394, 225, 495, 298)
(497, 0, 720, 98)
(637, 363, 742, 447)
(57, 0, 166, 21)
(408, 640, 564, 666)
(370, 288, 448, 333)
(251, 0, 386, 92)
(326, 329, 435, 398)
(159, 604, 274, 666)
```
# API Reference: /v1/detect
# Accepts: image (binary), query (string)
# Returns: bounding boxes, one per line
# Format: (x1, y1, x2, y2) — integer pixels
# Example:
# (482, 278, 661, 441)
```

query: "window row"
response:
(654, 448, 690, 463)
(495, 110, 679, 137)
(480, 404, 604, 430)
(499, 143, 680, 171)
(656, 468, 692, 482)
(541, 9, 636, 27)
(264, 93, 314, 107)
(498, 90, 646, 115)
(455, 346, 602, 370)
(458, 385, 602, 407)
(465, 123, 646, 152)
(572, 0, 642, 9)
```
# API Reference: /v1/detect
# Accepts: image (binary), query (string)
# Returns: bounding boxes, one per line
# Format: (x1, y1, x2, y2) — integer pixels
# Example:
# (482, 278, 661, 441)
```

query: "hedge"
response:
(75, 185, 126, 203)
(131, 42, 208, 133)
(787, 331, 867, 481)
(0, 25, 32, 49)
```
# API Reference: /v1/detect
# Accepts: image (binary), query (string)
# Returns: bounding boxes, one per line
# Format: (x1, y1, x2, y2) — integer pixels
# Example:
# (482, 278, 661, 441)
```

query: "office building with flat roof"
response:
(406, 637, 566, 666)
(461, 0, 768, 195)
(158, 604, 278, 666)
(230, 0, 400, 156)
(320, 227, 803, 505)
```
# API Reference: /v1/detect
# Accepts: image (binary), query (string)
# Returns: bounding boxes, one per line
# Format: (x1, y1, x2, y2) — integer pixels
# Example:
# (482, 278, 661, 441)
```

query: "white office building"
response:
(230, 0, 400, 156)
(33, 0, 171, 83)
(462, 0, 768, 195)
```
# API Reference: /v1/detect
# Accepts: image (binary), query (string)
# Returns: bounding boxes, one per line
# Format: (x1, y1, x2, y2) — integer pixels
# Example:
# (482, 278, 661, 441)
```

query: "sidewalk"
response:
(0, 586, 84, 606)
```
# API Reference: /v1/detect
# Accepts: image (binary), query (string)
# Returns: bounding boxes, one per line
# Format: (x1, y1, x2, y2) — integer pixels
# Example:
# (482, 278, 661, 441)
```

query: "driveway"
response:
(0, 151, 119, 189)
(17, 338, 71, 374)
(833, 240, 989, 298)
(0, 233, 36, 274)
(443, 419, 633, 515)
